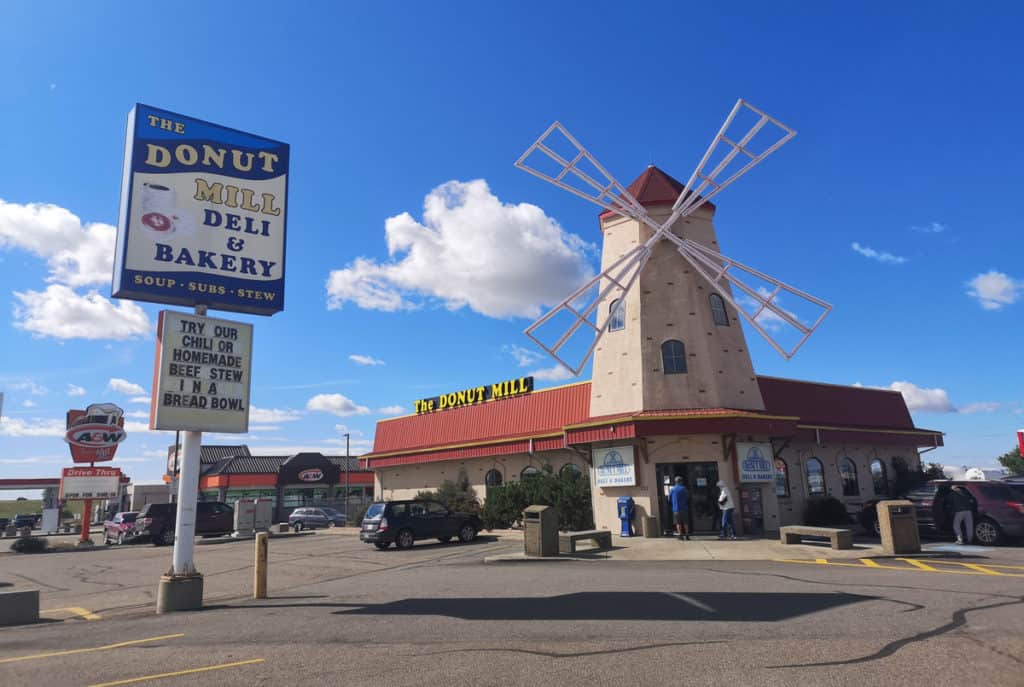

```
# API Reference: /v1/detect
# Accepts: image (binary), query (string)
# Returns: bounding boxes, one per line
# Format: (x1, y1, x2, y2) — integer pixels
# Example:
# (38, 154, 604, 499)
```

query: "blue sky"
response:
(1, 1, 1022, 492)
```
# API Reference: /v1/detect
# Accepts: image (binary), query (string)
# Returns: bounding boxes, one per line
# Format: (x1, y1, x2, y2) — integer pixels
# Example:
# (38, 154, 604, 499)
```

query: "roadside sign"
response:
(64, 403, 127, 463)
(113, 104, 289, 315)
(60, 467, 122, 501)
(150, 310, 254, 432)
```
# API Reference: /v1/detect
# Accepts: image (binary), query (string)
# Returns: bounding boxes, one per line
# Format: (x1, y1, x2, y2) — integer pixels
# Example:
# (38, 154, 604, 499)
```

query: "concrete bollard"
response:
(0, 590, 40, 626)
(254, 532, 268, 599)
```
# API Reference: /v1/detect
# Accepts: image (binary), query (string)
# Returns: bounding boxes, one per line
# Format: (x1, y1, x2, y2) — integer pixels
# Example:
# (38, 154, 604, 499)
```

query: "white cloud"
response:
(334, 425, 364, 437)
(911, 222, 946, 233)
(306, 393, 370, 417)
(966, 270, 1021, 310)
(12, 381, 48, 395)
(349, 354, 385, 366)
(13, 285, 151, 340)
(22, 400, 36, 408)
(889, 381, 956, 413)
(529, 364, 576, 382)
(130, 396, 151, 404)
(248, 405, 302, 423)
(378, 405, 405, 416)
(326, 179, 593, 319)
(66, 384, 86, 397)
(851, 242, 907, 265)
(504, 344, 542, 367)
(0, 199, 116, 287)
(959, 402, 1001, 414)
(124, 410, 150, 419)
(0, 417, 66, 437)
(108, 378, 147, 396)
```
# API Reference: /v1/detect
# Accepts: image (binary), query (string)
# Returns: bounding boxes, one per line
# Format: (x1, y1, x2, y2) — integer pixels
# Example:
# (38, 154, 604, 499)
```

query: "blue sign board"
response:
(113, 104, 289, 315)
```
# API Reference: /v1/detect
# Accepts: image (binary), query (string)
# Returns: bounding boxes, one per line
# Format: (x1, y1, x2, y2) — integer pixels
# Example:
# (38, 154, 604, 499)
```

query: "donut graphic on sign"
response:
(140, 183, 197, 240)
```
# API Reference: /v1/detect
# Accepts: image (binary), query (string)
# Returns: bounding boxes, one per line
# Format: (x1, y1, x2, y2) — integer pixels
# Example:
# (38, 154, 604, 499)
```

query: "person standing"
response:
(669, 476, 690, 541)
(948, 485, 975, 545)
(717, 480, 737, 540)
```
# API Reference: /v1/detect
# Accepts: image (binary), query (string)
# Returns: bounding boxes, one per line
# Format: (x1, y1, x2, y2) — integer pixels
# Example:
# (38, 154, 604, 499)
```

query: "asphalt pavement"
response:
(2, 531, 1022, 686)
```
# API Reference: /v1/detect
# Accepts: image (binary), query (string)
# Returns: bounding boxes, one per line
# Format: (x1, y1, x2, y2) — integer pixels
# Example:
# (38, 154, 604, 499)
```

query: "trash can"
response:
(617, 496, 635, 537)
(877, 500, 920, 554)
(523, 504, 559, 557)
(640, 514, 659, 538)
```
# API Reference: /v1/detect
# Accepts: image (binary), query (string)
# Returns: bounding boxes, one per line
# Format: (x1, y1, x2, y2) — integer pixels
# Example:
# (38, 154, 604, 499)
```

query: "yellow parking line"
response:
(957, 563, 1003, 576)
(814, 558, 828, 564)
(776, 558, 1024, 577)
(0, 634, 185, 665)
(42, 606, 102, 621)
(87, 658, 265, 687)
(860, 559, 881, 568)
(899, 558, 939, 572)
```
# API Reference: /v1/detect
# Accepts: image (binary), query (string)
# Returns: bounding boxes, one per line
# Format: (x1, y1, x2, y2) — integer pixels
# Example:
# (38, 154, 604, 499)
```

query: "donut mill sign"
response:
(413, 376, 534, 414)
(150, 310, 253, 433)
(113, 104, 289, 315)
(594, 445, 636, 488)
(736, 442, 774, 483)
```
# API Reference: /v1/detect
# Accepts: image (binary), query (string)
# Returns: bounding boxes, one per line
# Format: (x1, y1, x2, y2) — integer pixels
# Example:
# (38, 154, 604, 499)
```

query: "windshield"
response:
(364, 503, 385, 520)
(121, 513, 138, 522)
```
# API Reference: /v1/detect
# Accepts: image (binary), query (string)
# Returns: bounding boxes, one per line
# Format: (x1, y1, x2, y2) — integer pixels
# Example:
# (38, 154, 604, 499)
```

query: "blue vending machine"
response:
(617, 495, 635, 537)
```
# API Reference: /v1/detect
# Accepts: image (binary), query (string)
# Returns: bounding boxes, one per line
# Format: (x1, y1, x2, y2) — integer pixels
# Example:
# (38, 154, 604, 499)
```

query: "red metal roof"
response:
(599, 165, 715, 221)
(757, 376, 917, 430)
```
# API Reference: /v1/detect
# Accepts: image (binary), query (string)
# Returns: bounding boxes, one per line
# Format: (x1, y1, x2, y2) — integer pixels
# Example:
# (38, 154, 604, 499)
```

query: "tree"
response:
(415, 467, 481, 514)
(998, 446, 1024, 476)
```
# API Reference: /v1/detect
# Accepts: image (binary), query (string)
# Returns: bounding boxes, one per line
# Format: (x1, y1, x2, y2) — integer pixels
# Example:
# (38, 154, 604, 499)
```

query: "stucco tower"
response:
(589, 165, 766, 417)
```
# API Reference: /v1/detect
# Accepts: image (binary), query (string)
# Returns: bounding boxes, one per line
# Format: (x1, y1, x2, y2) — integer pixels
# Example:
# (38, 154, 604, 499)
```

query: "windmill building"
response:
(363, 105, 943, 535)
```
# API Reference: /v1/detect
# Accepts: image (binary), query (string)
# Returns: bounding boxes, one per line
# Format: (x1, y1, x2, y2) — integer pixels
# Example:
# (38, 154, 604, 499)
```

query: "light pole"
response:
(344, 432, 350, 524)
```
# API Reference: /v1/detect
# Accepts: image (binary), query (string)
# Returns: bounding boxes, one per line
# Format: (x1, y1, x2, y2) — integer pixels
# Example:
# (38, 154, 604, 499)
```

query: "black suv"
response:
(359, 500, 480, 550)
(134, 501, 234, 546)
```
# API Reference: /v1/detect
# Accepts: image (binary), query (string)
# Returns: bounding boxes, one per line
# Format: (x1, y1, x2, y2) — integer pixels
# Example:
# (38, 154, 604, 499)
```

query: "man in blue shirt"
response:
(669, 476, 690, 541)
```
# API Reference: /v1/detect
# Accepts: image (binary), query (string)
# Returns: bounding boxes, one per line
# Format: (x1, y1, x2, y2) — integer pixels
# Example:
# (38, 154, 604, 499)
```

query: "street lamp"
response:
(343, 432, 350, 524)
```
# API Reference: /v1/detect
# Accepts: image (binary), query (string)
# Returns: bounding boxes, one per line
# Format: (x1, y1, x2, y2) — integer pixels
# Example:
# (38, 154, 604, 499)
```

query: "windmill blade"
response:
(670, 99, 796, 221)
(524, 245, 652, 376)
(515, 122, 658, 229)
(675, 239, 831, 360)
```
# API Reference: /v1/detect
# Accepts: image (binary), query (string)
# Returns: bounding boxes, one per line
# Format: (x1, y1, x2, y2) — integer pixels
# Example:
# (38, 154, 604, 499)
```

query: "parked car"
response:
(288, 507, 345, 531)
(134, 501, 234, 546)
(359, 499, 481, 550)
(103, 511, 138, 545)
(12, 513, 37, 529)
(858, 480, 1024, 545)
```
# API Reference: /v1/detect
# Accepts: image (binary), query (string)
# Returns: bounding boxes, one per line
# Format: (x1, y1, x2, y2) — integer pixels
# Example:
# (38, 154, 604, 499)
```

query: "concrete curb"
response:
(0, 589, 40, 626)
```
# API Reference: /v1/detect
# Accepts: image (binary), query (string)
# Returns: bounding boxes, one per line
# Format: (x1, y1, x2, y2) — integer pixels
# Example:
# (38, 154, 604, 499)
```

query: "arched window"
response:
(661, 340, 687, 374)
(774, 458, 790, 497)
(520, 465, 542, 480)
(485, 468, 503, 488)
(805, 457, 825, 496)
(871, 459, 888, 496)
(608, 299, 625, 331)
(709, 293, 730, 326)
(839, 457, 859, 496)
(560, 463, 583, 481)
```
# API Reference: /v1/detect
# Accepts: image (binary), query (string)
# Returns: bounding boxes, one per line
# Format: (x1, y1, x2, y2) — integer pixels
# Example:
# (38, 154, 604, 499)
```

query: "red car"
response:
(103, 511, 138, 545)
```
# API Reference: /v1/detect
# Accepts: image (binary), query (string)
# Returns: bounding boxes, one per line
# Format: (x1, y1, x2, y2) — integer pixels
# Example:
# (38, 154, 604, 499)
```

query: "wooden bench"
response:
(780, 525, 853, 550)
(559, 529, 613, 554)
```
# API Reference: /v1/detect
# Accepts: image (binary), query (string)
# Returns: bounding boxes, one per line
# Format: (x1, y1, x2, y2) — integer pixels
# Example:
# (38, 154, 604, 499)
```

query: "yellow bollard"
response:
(254, 532, 268, 599)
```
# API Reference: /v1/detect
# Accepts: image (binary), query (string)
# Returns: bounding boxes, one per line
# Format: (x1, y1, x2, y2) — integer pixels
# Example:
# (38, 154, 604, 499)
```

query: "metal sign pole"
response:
(170, 305, 206, 576)
(344, 432, 350, 523)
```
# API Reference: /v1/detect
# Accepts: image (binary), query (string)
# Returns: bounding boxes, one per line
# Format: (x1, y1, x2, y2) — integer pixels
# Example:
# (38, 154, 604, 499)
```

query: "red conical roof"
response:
(599, 165, 714, 222)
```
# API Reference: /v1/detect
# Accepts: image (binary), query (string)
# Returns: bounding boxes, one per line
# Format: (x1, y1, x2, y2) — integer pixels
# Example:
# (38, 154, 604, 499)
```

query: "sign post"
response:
(114, 104, 287, 612)
(63, 404, 127, 546)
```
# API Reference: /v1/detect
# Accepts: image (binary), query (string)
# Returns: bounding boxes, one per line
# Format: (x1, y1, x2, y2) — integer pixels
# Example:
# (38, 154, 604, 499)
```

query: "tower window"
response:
(608, 299, 625, 331)
(661, 340, 687, 374)
(709, 293, 729, 326)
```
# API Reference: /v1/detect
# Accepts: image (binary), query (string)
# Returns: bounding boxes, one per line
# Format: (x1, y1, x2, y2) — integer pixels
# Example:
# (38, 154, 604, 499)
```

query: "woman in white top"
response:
(717, 480, 736, 540)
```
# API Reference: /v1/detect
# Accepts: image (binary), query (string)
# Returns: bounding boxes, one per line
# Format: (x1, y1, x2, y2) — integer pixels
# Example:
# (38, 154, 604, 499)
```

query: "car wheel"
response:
(104, 534, 112, 546)
(117, 532, 125, 546)
(293, 521, 304, 532)
(327, 521, 336, 528)
(438, 536, 452, 543)
(458, 523, 477, 543)
(974, 518, 1003, 546)
(873, 518, 881, 536)
(395, 528, 415, 549)
(374, 542, 389, 550)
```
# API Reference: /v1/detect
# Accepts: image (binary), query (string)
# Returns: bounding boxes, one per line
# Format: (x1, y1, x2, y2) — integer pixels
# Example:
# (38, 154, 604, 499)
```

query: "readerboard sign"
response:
(594, 445, 636, 488)
(150, 310, 253, 433)
(113, 104, 288, 315)
(736, 442, 774, 483)
(60, 466, 122, 501)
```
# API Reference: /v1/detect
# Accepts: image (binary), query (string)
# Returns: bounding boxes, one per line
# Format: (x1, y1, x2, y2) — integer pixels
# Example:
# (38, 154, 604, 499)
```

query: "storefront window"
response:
(805, 458, 825, 496)
(871, 459, 889, 495)
(485, 469, 503, 487)
(839, 457, 859, 496)
(774, 459, 790, 497)
(560, 463, 583, 480)
(282, 488, 329, 508)
(520, 466, 542, 480)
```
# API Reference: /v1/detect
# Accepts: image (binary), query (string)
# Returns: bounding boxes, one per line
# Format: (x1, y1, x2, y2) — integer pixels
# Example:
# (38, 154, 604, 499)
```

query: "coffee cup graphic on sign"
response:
(140, 183, 196, 239)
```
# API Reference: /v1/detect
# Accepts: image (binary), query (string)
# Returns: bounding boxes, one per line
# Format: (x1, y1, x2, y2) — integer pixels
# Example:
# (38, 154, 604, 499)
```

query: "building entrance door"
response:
(656, 462, 721, 534)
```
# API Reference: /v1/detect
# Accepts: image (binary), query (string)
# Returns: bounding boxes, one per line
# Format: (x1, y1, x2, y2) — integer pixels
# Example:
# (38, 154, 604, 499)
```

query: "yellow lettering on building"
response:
(145, 144, 171, 168)
(195, 179, 223, 204)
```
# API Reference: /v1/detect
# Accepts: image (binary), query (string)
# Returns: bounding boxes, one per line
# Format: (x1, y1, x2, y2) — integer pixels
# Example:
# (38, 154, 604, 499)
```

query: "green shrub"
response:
(416, 468, 481, 515)
(10, 536, 48, 553)
(481, 465, 593, 532)
(803, 497, 852, 527)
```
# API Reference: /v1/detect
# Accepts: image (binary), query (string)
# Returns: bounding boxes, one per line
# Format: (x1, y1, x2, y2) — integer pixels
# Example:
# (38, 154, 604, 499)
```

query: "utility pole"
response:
(344, 432, 350, 524)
